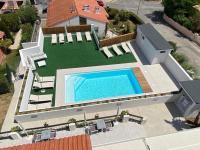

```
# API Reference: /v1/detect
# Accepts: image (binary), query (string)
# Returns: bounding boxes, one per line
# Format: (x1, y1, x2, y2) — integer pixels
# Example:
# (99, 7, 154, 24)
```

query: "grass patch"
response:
(36, 35, 136, 76)
(2, 49, 20, 73)
(0, 93, 12, 130)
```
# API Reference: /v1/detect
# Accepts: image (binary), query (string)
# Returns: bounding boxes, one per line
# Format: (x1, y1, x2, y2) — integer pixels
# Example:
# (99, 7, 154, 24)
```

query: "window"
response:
(160, 51, 166, 53)
(79, 17, 87, 25)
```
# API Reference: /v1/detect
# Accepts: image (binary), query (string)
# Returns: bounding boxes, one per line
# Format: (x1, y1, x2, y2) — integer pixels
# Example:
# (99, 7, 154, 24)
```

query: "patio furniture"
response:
(102, 47, 113, 58)
(35, 75, 55, 82)
(121, 42, 131, 53)
(31, 53, 47, 61)
(112, 44, 123, 56)
(37, 60, 46, 67)
(29, 94, 53, 103)
(59, 33, 65, 44)
(28, 102, 52, 111)
(67, 33, 73, 43)
(76, 32, 82, 42)
(85, 32, 92, 41)
(32, 129, 56, 143)
(33, 81, 54, 89)
(51, 34, 57, 44)
(96, 119, 106, 131)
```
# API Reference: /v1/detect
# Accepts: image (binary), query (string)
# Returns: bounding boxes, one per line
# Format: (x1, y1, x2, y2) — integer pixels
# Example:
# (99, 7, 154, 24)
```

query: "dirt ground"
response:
(0, 93, 12, 130)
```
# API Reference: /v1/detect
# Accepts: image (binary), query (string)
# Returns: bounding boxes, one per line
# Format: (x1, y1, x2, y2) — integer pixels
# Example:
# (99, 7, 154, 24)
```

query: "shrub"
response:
(0, 39, 12, 54)
(120, 110, 129, 118)
(11, 126, 22, 132)
(21, 23, 33, 42)
(67, 118, 77, 124)
(0, 66, 10, 94)
(119, 10, 130, 21)
(106, 7, 119, 19)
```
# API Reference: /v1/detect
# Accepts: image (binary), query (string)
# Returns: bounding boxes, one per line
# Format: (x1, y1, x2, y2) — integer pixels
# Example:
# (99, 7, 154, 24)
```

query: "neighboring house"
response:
(46, 0, 108, 37)
(176, 80, 200, 117)
(136, 23, 173, 64)
(0, 0, 23, 14)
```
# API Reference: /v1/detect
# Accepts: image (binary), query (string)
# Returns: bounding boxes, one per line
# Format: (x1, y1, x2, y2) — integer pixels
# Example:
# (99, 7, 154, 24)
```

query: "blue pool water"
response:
(65, 69, 143, 103)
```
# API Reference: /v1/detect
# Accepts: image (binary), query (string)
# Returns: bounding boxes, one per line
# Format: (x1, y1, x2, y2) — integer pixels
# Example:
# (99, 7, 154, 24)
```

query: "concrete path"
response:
(107, 0, 200, 77)
(9, 29, 22, 50)
(1, 62, 26, 132)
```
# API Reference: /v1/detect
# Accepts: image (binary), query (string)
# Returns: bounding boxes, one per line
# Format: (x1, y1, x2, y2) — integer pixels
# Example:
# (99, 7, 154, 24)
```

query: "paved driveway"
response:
(107, 0, 200, 77)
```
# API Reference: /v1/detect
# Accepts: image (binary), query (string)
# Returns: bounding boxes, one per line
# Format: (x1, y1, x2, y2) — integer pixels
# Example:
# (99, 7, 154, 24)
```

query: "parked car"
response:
(96, 0, 105, 7)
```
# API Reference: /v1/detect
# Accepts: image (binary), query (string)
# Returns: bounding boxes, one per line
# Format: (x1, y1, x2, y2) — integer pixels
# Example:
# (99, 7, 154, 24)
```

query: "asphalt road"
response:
(107, 0, 200, 77)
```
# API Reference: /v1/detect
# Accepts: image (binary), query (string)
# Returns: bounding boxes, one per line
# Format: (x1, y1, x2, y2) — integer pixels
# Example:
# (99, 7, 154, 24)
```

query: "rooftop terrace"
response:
(36, 33, 136, 76)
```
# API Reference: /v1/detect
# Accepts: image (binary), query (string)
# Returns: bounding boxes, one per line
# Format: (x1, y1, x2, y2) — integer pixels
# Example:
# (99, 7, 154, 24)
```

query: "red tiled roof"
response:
(0, 134, 92, 150)
(47, 0, 108, 27)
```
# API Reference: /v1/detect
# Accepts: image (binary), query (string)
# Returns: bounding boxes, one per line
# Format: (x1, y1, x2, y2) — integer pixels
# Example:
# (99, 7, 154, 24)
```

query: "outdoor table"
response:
(37, 60, 46, 67)
(96, 119, 106, 130)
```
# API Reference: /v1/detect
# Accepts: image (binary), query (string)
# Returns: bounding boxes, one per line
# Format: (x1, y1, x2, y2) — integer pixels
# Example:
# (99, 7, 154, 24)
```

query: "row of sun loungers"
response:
(51, 32, 92, 44)
(30, 94, 53, 103)
(101, 42, 132, 58)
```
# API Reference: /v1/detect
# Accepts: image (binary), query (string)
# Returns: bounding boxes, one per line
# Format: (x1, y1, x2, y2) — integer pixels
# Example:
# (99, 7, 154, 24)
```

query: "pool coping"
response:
(55, 63, 150, 107)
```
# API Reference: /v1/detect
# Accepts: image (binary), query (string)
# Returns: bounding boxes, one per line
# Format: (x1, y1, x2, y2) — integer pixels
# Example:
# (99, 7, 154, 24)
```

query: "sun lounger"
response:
(67, 33, 73, 43)
(35, 76, 55, 82)
(51, 34, 57, 44)
(59, 33, 65, 44)
(31, 53, 47, 61)
(30, 94, 53, 103)
(102, 47, 113, 58)
(33, 81, 54, 89)
(121, 42, 131, 53)
(126, 41, 133, 52)
(85, 32, 92, 41)
(37, 60, 46, 67)
(28, 102, 51, 111)
(76, 32, 82, 42)
(112, 44, 123, 56)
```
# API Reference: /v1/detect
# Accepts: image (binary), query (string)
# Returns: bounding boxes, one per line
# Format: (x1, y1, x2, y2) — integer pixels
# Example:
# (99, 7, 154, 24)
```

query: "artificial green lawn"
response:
(36, 34, 136, 76)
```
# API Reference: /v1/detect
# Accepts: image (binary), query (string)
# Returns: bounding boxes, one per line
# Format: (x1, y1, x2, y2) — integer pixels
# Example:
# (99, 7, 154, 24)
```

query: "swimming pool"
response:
(65, 68, 143, 103)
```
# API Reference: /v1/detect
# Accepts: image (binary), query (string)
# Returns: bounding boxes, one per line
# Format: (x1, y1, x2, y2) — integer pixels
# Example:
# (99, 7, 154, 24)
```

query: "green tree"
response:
(119, 10, 129, 21)
(21, 23, 33, 42)
(17, 4, 37, 24)
(0, 21, 13, 41)
(0, 39, 12, 54)
(0, 13, 20, 32)
(0, 66, 10, 94)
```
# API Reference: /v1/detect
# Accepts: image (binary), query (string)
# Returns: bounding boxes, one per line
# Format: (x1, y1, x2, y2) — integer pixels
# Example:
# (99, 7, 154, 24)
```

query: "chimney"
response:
(95, 6, 100, 14)
(83, 4, 89, 11)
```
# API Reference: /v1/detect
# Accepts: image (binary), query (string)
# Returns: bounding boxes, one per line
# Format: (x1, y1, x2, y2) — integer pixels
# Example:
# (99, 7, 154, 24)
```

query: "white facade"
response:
(54, 16, 106, 37)
(136, 27, 171, 64)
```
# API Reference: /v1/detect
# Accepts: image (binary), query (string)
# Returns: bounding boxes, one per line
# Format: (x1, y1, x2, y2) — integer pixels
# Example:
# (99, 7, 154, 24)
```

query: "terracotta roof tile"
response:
(0, 135, 91, 150)
(47, 0, 108, 27)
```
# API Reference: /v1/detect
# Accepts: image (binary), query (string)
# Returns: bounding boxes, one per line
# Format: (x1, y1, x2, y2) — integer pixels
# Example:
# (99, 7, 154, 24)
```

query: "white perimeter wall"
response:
(21, 42, 37, 49)
(19, 70, 34, 112)
(15, 94, 177, 122)
(163, 54, 192, 82)
(37, 28, 44, 51)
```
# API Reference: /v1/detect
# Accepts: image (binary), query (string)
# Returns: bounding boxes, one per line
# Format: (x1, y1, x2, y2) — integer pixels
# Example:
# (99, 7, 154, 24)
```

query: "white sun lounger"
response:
(112, 44, 123, 56)
(31, 53, 47, 61)
(85, 32, 92, 41)
(76, 32, 82, 42)
(35, 76, 55, 82)
(30, 94, 53, 103)
(28, 102, 51, 111)
(67, 33, 73, 43)
(102, 47, 113, 58)
(33, 81, 54, 89)
(126, 41, 133, 52)
(51, 34, 57, 44)
(59, 33, 65, 44)
(121, 42, 131, 53)
(37, 60, 46, 67)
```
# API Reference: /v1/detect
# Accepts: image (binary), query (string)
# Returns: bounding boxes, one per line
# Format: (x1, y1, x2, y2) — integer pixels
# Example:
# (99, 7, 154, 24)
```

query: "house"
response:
(0, 134, 92, 150)
(176, 80, 200, 117)
(136, 23, 173, 64)
(46, 0, 108, 37)
(0, 0, 22, 14)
